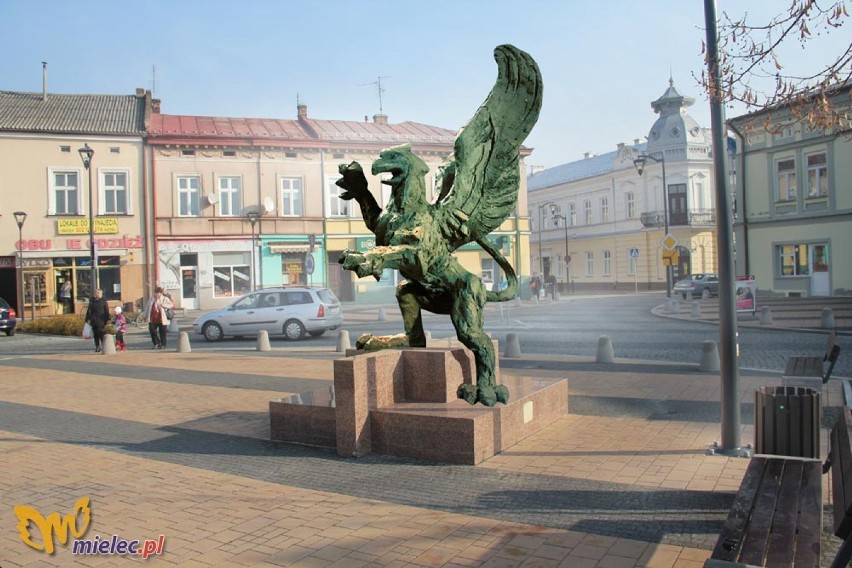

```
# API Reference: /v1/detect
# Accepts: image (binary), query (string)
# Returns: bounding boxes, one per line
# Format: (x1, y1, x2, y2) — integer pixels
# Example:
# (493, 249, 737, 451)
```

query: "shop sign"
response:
(16, 235, 143, 252)
(355, 237, 376, 252)
(57, 218, 119, 235)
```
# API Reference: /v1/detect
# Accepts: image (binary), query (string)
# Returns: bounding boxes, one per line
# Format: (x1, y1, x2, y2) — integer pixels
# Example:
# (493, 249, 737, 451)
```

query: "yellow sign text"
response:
(14, 497, 91, 554)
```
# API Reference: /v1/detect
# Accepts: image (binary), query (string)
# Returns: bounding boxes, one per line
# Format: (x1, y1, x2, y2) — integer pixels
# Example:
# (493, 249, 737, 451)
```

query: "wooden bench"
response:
(824, 406, 852, 568)
(706, 456, 822, 567)
(783, 332, 841, 387)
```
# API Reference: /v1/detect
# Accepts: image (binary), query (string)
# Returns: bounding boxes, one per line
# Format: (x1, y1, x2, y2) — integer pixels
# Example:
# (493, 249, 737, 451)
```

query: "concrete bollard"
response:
(257, 330, 271, 352)
(596, 335, 614, 363)
(424, 330, 432, 342)
(759, 305, 773, 325)
(686, 291, 693, 301)
(102, 334, 116, 355)
(699, 340, 720, 372)
(178, 331, 191, 353)
(821, 307, 836, 329)
(378, 307, 387, 321)
(515, 296, 522, 307)
(691, 301, 702, 318)
(503, 332, 521, 358)
(336, 329, 351, 352)
(168, 317, 179, 333)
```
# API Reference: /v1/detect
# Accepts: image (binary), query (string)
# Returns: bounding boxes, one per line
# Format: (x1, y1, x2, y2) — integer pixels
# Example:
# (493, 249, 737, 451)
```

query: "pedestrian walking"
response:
(85, 288, 110, 353)
(58, 279, 73, 314)
(144, 287, 174, 350)
(113, 306, 127, 351)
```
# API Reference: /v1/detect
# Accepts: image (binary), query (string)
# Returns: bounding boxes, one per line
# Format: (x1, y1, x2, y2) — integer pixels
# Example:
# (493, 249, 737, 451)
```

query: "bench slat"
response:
(785, 356, 823, 378)
(834, 408, 852, 538)
(765, 460, 803, 565)
(712, 457, 768, 561)
(740, 458, 785, 565)
(793, 460, 823, 567)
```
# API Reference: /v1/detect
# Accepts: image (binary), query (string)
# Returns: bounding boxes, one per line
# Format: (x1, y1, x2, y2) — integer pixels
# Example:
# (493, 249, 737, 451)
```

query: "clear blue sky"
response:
(1, 0, 846, 169)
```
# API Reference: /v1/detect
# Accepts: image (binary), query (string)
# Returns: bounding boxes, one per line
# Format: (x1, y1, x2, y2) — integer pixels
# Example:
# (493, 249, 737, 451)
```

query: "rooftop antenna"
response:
(363, 76, 389, 113)
(152, 65, 157, 96)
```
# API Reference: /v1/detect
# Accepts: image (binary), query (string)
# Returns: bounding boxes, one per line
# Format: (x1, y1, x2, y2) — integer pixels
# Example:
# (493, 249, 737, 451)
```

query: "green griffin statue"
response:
(336, 44, 543, 406)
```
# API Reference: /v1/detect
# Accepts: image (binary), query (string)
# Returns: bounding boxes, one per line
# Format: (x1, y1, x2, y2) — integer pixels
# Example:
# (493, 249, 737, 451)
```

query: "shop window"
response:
(777, 244, 809, 276)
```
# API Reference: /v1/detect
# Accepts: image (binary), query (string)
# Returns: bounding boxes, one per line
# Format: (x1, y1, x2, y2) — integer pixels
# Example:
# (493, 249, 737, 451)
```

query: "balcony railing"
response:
(640, 209, 716, 228)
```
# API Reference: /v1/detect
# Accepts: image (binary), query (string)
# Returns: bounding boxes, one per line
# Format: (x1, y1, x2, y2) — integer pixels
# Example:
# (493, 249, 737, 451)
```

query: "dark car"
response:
(0, 296, 18, 336)
(673, 273, 720, 299)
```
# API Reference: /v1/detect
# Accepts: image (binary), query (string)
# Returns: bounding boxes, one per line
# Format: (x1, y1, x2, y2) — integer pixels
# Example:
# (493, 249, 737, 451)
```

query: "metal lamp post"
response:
(13, 211, 27, 321)
(551, 210, 571, 294)
(78, 144, 96, 293)
(536, 201, 559, 278)
(247, 211, 259, 291)
(634, 152, 671, 298)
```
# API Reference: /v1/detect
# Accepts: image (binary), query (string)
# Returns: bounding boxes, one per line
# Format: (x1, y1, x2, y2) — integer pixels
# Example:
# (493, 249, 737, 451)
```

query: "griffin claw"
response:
(457, 384, 509, 407)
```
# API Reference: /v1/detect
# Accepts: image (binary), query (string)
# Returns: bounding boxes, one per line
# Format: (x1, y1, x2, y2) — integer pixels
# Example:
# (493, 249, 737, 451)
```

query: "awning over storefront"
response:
(268, 242, 310, 254)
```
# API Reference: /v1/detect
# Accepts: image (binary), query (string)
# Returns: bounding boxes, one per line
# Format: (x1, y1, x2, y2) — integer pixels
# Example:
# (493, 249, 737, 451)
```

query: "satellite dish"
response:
(206, 193, 219, 205)
(263, 197, 275, 213)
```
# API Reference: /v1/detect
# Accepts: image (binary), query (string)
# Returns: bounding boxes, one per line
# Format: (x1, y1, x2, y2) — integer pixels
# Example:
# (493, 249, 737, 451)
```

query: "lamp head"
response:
(78, 143, 94, 168)
(548, 202, 560, 215)
(246, 211, 260, 225)
(13, 211, 27, 228)
(633, 156, 646, 176)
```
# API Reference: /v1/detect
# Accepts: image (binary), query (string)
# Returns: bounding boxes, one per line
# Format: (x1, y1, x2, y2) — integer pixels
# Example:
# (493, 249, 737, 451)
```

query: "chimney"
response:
(136, 87, 145, 96)
(152, 98, 161, 113)
(297, 104, 308, 119)
(583, 151, 595, 159)
(42, 61, 47, 101)
(634, 138, 642, 145)
(373, 113, 388, 125)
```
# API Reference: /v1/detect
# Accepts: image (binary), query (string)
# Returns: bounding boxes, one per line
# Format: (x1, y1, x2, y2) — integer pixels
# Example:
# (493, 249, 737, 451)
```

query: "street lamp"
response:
(551, 209, 572, 294)
(536, 200, 559, 279)
(78, 144, 96, 294)
(246, 211, 260, 291)
(634, 152, 672, 298)
(13, 211, 26, 321)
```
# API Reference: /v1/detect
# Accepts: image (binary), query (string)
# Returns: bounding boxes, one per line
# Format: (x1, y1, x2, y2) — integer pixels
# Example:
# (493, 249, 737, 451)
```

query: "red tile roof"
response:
(148, 113, 457, 146)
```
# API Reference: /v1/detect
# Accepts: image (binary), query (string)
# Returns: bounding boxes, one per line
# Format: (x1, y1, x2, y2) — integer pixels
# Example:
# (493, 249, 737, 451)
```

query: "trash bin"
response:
(754, 386, 820, 458)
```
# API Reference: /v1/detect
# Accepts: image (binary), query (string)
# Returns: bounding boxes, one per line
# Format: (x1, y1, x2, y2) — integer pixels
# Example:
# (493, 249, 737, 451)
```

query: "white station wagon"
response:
(193, 287, 343, 341)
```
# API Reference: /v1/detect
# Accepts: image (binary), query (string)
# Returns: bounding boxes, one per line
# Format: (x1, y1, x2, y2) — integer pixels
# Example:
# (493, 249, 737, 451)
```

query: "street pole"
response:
(537, 205, 544, 279)
(13, 211, 27, 321)
(247, 212, 259, 291)
(705, 0, 741, 453)
(634, 153, 671, 298)
(78, 144, 96, 294)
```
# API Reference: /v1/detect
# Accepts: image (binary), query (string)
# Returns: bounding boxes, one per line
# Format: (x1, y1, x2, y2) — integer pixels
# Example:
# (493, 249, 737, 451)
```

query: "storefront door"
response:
(180, 253, 199, 309)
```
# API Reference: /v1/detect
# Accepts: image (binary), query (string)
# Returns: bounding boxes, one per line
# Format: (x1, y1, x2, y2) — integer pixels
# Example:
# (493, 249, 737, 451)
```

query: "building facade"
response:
(0, 88, 154, 317)
(527, 81, 717, 293)
(148, 105, 534, 309)
(728, 82, 852, 297)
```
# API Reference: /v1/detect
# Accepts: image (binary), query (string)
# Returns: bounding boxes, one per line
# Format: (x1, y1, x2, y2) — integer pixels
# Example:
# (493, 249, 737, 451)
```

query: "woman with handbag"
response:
(144, 286, 174, 350)
(85, 288, 111, 353)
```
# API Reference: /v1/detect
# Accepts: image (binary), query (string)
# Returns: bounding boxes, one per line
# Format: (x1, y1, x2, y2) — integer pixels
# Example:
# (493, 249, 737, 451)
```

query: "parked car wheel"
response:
(284, 319, 306, 340)
(308, 330, 325, 338)
(202, 321, 223, 342)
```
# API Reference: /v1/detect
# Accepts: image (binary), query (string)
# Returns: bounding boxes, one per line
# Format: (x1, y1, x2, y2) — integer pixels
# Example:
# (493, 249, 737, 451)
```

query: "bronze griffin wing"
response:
(433, 44, 543, 251)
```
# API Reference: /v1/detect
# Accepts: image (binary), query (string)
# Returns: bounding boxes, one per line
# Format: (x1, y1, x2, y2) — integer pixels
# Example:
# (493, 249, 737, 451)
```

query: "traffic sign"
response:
(662, 249, 679, 266)
(629, 248, 640, 258)
(565, 255, 571, 265)
(305, 252, 315, 275)
(661, 233, 678, 251)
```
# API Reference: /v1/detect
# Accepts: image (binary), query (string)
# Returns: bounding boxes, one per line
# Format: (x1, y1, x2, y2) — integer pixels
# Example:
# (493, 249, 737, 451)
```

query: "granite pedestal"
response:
(270, 346, 568, 465)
